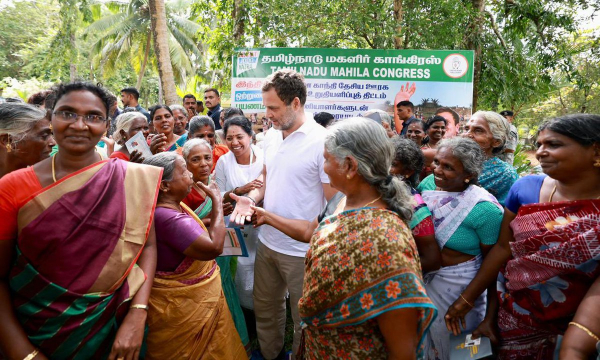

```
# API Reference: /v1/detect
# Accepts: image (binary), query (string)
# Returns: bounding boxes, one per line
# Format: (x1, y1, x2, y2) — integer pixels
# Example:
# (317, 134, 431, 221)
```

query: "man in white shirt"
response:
(231, 70, 335, 359)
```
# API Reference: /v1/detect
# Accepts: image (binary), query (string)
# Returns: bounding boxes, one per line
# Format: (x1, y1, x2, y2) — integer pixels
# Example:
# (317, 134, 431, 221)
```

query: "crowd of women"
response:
(0, 79, 598, 360)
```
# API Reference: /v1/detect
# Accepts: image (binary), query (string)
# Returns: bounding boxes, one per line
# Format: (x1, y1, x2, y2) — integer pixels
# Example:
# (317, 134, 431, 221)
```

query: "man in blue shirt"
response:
(396, 100, 417, 137)
(120, 87, 150, 122)
(204, 88, 222, 130)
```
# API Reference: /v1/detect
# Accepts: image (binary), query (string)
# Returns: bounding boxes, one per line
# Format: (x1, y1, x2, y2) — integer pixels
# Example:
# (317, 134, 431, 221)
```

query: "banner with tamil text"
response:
(231, 48, 474, 121)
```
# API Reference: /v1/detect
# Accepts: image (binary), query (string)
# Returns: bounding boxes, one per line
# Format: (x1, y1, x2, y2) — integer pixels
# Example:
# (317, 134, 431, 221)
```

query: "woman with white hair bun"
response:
(418, 111, 518, 206)
(109, 111, 150, 162)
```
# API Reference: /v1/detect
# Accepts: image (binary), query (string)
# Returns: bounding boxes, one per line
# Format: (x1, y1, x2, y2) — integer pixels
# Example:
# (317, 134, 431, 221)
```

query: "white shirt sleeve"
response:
(317, 147, 329, 184)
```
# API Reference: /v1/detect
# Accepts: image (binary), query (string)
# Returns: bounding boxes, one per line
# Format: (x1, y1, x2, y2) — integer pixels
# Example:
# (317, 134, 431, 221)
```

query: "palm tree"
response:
(149, 0, 178, 104)
(85, 0, 203, 91)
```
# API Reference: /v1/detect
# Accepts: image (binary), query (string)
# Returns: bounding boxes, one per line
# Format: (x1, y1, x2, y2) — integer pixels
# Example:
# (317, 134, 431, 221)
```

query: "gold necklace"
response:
(362, 195, 382, 208)
(51, 155, 58, 182)
(548, 184, 600, 202)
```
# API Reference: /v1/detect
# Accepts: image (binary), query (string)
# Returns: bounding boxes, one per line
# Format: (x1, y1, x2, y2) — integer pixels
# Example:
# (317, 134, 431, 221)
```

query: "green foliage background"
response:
(0, 0, 598, 127)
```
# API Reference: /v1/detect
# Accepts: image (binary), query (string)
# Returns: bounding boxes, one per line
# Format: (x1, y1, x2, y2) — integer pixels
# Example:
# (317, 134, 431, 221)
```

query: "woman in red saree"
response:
(444, 114, 600, 359)
(0, 83, 161, 360)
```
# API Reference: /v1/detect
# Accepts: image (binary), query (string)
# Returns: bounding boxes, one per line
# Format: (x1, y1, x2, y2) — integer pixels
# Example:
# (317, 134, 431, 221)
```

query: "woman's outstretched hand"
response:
(229, 193, 254, 225)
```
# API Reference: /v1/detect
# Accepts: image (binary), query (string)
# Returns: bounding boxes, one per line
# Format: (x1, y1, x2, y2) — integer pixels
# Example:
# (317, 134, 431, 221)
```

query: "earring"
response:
(5, 144, 11, 153)
(595, 159, 600, 167)
(465, 179, 470, 183)
(346, 175, 351, 179)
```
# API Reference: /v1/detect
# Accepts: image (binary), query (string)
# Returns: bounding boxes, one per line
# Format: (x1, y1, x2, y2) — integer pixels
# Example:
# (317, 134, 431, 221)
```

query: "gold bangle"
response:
(569, 322, 600, 342)
(130, 304, 149, 311)
(460, 294, 474, 308)
(23, 349, 39, 360)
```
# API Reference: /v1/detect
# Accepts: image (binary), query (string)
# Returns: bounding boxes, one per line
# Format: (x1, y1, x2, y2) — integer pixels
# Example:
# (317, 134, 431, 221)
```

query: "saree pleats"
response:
(183, 191, 251, 352)
(146, 259, 247, 359)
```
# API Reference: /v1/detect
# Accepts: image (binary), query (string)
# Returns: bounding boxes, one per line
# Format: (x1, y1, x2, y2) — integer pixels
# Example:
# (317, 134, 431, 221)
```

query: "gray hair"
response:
(325, 117, 413, 222)
(182, 138, 212, 160)
(113, 111, 146, 144)
(0, 103, 46, 143)
(169, 104, 187, 115)
(363, 109, 391, 124)
(437, 137, 485, 183)
(189, 115, 215, 135)
(142, 152, 180, 182)
(472, 111, 510, 154)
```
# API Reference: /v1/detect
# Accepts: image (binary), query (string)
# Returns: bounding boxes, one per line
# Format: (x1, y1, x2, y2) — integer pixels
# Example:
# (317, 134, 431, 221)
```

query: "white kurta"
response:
(214, 145, 264, 310)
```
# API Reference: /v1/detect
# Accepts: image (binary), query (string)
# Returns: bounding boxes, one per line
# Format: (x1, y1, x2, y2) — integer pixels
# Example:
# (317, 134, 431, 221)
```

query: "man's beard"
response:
(273, 107, 296, 131)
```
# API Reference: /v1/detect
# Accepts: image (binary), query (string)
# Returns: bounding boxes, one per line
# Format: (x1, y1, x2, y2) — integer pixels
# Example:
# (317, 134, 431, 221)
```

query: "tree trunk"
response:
(393, 0, 403, 49)
(158, 80, 163, 106)
(232, 0, 245, 43)
(148, 0, 179, 105)
(136, 31, 152, 90)
(466, 0, 486, 111)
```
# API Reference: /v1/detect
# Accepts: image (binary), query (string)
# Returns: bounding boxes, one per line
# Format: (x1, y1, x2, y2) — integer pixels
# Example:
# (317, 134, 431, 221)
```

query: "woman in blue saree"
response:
(148, 105, 187, 153)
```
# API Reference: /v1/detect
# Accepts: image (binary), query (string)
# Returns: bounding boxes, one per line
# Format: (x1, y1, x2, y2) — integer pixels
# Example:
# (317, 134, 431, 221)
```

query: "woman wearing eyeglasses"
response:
(0, 82, 162, 360)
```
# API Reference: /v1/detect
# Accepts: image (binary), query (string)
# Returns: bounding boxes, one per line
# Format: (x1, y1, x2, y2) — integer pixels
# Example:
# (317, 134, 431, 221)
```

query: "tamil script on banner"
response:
(231, 48, 474, 121)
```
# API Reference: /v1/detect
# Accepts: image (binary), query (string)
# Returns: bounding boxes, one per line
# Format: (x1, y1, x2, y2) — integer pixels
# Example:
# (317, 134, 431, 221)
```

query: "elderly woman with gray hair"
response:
(180, 138, 250, 352)
(420, 137, 504, 360)
(251, 117, 436, 359)
(108, 111, 150, 162)
(419, 111, 518, 206)
(169, 104, 189, 136)
(187, 115, 229, 171)
(142, 152, 246, 359)
(0, 103, 55, 178)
